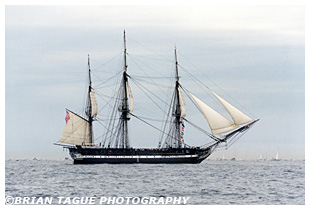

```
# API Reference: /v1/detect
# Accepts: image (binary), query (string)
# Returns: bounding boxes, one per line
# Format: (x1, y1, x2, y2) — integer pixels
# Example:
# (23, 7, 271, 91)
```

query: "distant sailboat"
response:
(259, 154, 263, 160)
(231, 150, 237, 161)
(271, 148, 281, 161)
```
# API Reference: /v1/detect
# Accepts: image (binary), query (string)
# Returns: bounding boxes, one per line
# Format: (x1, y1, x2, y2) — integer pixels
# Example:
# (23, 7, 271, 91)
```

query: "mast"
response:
(122, 30, 130, 148)
(174, 47, 182, 148)
(87, 54, 93, 145)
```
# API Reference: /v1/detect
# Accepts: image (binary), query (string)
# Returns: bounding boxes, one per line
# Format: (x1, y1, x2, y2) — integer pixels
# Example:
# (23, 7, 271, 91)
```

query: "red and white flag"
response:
(65, 110, 70, 124)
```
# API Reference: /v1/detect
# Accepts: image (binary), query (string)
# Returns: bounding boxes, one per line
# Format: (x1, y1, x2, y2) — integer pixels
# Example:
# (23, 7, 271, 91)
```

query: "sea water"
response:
(5, 159, 304, 205)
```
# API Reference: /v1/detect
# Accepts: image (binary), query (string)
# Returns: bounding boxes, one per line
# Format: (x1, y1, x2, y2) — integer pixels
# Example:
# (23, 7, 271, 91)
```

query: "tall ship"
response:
(55, 31, 259, 164)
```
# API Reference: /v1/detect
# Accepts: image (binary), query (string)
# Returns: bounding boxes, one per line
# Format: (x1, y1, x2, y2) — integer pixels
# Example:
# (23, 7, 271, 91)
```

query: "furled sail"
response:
(178, 87, 186, 118)
(209, 90, 253, 125)
(90, 91, 98, 117)
(127, 81, 133, 114)
(59, 110, 91, 145)
(190, 94, 238, 135)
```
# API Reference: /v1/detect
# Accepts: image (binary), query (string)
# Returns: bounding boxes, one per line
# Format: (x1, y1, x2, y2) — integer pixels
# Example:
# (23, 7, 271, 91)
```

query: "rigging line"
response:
(95, 91, 122, 101)
(94, 65, 121, 74)
(127, 53, 171, 78)
(126, 36, 173, 63)
(98, 93, 123, 121)
(162, 122, 177, 146)
(91, 51, 123, 72)
(132, 114, 169, 123)
(178, 52, 220, 91)
(95, 82, 118, 89)
(179, 84, 199, 104)
(129, 76, 174, 89)
(199, 141, 220, 149)
(178, 56, 209, 89)
(94, 83, 122, 96)
(131, 60, 175, 125)
(97, 92, 120, 114)
(107, 72, 123, 111)
(129, 75, 174, 79)
(129, 53, 174, 63)
(158, 82, 176, 148)
(226, 134, 241, 148)
(183, 118, 220, 142)
(96, 118, 121, 121)
(90, 70, 109, 85)
(131, 101, 162, 119)
(96, 74, 123, 113)
(178, 65, 220, 106)
(226, 125, 252, 148)
(92, 86, 121, 109)
(99, 71, 123, 146)
(103, 86, 122, 144)
(96, 119, 120, 140)
(178, 52, 257, 119)
(129, 77, 170, 113)
(129, 75, 170, 106)
(94, 134, 106, 142)
(107, 118, 121, 147)
(127, 55, 170, 96)
(94, 77, 120, 90)
(215, 134, 241, 151)
(129, 113, 177, 141)
(215, 125, 251, 151)
(93, 70, 123, 88)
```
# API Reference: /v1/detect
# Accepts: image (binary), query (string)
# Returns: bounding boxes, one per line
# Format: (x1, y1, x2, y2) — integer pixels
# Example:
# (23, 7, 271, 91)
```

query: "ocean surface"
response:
(5, 159, 305, 205)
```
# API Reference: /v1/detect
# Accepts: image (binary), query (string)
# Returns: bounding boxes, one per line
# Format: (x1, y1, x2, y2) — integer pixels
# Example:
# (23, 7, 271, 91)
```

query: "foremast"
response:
(86, 54, 94, 145)
(58, 54, 98, 146)
(174, 47, 183, 148)
(121, 30, 130, 148)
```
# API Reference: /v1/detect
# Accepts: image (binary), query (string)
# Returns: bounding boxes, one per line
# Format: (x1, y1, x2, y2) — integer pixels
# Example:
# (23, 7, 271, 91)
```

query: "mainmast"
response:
(87, 54, 94, 145)
(122, 30, 130, 148)
(174, 47, 182, 148)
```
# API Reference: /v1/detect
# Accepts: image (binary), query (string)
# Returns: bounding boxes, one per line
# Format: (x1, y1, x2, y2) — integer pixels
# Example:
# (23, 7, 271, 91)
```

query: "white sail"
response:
(190, 93, 238, 135)
(59, 110, 91, 145)
(210, 90, 253, 125)
(90, 91, 98, 117)
(178, 87, 186, 118)
(127, 81, 133, 114)
(275, 149, 279, 160)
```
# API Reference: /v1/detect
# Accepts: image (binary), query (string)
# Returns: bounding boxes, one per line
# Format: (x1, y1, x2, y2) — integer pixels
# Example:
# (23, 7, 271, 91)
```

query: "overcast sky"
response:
(4, 5, 306, 160)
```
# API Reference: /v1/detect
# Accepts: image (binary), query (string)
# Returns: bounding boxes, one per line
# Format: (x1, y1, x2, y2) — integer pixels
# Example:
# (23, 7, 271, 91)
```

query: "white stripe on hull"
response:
(74, 154, 198, 160)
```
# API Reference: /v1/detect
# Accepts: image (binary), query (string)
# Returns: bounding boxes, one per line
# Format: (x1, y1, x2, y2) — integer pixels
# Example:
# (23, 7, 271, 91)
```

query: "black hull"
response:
(67, 146, 212, 164)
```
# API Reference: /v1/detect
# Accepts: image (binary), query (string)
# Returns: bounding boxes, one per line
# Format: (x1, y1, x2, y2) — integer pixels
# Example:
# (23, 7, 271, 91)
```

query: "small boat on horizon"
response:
(271, 148, 281, 161)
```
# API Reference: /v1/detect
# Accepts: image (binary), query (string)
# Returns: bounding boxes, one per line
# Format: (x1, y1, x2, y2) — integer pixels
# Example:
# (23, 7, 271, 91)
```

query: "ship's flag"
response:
(181, 120, 185, 142)
(65, 110, 70, 124)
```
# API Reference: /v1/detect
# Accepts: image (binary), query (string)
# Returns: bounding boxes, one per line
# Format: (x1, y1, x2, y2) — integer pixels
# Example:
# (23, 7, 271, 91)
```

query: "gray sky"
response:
(5, 5, 305, 160)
